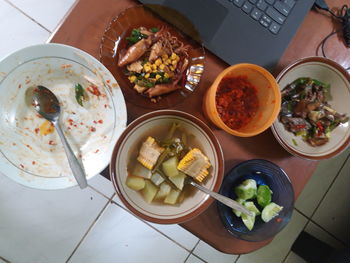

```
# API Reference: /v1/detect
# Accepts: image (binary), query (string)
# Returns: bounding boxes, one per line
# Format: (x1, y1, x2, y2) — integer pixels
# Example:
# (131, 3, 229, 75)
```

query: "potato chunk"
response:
(126, 176, 145, 191)
(162, 156, 179, 177)
(168, 172, 186, 190)
(141, 180, 158, 203)
(164, 189, 181, 205)
(155, 182, 171, 200)
(132, 163, 152, 179)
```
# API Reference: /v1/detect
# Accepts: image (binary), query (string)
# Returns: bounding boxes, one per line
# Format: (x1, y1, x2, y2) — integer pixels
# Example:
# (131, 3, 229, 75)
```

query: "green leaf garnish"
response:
(126, 29, 148, 45)
(75, 83, 85, 107)
(150, 27, 159, 33)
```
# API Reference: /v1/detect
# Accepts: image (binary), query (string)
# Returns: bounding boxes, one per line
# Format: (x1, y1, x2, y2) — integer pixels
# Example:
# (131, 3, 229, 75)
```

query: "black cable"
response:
(315, 4, 350, 70)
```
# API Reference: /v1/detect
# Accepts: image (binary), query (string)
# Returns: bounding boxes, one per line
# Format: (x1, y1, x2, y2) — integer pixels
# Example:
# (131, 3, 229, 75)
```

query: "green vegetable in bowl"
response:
(232, 179, 283, 231)
(242, 212, 255, 231)
(261, 202, 283, 223)
(244, 201, 261, 215)
(241, 201, 261, 231)
(257, 185, 272, 208)
(234, 179, 257, 200)
(232, 198, 245, 217)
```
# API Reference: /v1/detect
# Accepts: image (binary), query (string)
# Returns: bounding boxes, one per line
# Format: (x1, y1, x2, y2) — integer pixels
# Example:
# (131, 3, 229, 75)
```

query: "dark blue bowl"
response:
(217, 159, 294, 242)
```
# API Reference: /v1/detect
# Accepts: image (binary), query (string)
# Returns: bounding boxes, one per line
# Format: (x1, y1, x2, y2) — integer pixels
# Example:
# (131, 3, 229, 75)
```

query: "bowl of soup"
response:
(110, 110, 224, 224)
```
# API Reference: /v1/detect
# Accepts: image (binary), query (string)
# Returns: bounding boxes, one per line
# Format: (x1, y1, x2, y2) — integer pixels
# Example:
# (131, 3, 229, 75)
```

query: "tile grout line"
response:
(280, 209, 311, 263)
(282, 250, 292, 263)
(286, 155, 350, 263)
(284, 150, 350, 262)
(3, 0, 52, 33)
(109, 199, 209, 262)
(65, 193, 116, 263)
(110, 199, 197, 253)
(186, 253, 209, 263)
(183, 240, 209, 263)
(0, 255, 11, 263)
(87, 184, 114, 200)
(295, 207, 349, 247)
(305, 152, 350, 222)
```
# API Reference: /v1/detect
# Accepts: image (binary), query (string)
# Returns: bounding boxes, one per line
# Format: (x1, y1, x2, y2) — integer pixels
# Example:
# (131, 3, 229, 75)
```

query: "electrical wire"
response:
(317, 4, 350, 70)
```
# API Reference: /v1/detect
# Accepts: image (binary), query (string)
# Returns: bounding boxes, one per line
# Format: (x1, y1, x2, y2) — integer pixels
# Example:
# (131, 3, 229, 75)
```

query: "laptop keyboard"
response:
(229, 0, 297, 35)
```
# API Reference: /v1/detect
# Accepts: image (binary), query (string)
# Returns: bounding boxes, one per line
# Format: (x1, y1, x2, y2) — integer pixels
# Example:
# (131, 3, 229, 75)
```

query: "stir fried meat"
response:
(280, 78, 349, 147)
(118, 26, 190, 99)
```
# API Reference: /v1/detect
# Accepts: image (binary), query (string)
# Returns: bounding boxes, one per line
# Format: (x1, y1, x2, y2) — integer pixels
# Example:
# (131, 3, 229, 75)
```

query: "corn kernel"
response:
(164, 73, 169, 78)
(159, 64, 165, 70)
(171, 60, 177, 66)
(171, 53, 177, 60)
(129, 75, 137, 83)
(155, 59, 162, 66)
(162, 54, 168, 60)
(155, 74, 161, 80)
(170, 65, 175, 71)
(152, 69, 157, 73)
(143, 65, 151, 72)
(144, 73, 150, 79)
(151, 64, 157, 70)
(165, 59, 171, 65)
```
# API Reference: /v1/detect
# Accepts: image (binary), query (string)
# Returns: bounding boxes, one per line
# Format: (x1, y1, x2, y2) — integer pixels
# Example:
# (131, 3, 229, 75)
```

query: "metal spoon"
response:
(184, 177, 253, 216)
(32, 85, 88, 189)
(156, 169, 253, 216)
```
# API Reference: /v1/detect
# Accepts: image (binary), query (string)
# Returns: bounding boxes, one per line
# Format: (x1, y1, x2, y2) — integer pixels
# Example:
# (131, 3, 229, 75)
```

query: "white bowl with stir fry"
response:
(272, 57, 350, 160)
(110, 110, 224, 224)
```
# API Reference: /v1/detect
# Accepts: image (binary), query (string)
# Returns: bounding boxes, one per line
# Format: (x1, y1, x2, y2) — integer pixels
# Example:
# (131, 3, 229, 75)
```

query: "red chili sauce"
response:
(216, 76, 259, 130)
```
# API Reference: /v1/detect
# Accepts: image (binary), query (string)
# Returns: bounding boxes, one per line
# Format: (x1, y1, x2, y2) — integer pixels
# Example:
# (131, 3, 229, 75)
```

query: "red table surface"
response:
(49, 0, 349, 254)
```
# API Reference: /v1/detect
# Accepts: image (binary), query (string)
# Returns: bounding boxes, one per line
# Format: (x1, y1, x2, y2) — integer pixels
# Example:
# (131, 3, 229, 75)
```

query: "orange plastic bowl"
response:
(203, 64, 281, 137)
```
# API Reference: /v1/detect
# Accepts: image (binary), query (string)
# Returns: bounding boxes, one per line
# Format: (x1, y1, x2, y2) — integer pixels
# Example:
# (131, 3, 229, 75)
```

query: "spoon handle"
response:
(188, 179, 253, 216)
(54, 122, 88, 189)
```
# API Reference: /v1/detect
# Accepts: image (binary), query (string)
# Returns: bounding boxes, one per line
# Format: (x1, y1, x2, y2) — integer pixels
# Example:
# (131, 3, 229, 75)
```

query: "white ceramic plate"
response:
(0, 43, 127, 189)
(271, 57, 350, 160)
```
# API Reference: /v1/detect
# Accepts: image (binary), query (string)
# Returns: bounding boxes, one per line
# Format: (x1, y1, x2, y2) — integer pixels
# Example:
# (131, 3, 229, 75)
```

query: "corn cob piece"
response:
(177, 148, 211, 182)
(137, 136, 165, 170)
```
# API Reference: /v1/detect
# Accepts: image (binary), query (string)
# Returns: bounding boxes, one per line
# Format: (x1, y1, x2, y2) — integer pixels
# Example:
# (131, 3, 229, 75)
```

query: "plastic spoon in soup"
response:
(32, 85, 88, 189)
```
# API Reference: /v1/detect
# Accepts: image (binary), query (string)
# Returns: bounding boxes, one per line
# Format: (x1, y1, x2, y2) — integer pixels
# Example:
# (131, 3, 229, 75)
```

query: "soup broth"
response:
(126, 122, 212, 205)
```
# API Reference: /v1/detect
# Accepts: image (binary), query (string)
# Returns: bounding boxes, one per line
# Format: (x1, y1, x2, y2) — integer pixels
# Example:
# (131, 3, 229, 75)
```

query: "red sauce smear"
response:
(216, 76, 259, 130)
(87, 85, 101, 97)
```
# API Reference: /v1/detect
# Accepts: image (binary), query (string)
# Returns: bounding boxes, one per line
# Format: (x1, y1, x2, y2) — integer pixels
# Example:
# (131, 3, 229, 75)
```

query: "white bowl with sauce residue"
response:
(0, 43, 127, 189)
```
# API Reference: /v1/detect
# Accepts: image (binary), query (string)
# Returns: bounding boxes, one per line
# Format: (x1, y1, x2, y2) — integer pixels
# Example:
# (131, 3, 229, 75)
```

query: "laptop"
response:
(138, 0, 315, 70)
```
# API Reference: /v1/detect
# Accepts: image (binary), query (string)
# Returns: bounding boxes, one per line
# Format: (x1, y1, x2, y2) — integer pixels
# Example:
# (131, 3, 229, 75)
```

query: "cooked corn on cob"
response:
(137, 137, 165, 170)
(177, 148, 211, 182)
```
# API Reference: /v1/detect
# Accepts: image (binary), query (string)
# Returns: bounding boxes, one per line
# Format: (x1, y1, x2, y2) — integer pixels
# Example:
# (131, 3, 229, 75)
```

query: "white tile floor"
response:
(0, 1, 350, 262)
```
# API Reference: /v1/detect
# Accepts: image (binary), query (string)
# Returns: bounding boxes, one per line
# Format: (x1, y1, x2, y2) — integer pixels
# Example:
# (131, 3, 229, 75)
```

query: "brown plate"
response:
(100, 5, 205, 109)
